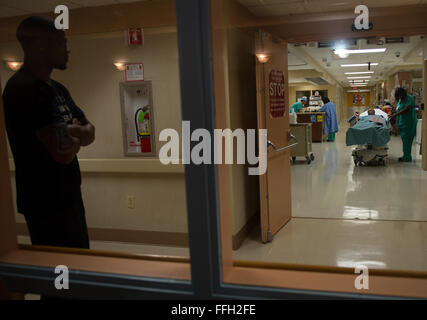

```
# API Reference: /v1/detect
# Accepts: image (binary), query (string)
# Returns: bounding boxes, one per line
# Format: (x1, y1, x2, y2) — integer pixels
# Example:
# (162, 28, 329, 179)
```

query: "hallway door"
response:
(255, 31, 292, 243)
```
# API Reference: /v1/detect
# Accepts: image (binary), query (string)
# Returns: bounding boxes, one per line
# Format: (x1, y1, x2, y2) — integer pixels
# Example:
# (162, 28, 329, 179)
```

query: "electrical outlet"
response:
(127, 196, 135, 209)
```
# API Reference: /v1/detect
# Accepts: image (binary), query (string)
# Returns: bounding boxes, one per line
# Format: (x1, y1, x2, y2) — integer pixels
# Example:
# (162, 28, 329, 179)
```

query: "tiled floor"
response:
(233, 217, 427, 272)
(233, 123, 427, 272)
(291, 126, 427, 221)
(17, 235, 190, 257)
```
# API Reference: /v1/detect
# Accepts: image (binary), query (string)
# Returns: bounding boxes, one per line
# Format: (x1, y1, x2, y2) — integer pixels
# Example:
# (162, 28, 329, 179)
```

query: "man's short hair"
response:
(16, 16, 59, 50)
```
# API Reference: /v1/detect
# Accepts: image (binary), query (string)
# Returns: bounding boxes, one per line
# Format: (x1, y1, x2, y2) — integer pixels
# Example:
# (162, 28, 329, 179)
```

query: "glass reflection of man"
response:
(3, 16, 95, 249)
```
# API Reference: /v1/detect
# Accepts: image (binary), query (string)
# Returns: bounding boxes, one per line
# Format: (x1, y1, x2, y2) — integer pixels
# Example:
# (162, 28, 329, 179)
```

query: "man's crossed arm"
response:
(36, 117, 95, 165)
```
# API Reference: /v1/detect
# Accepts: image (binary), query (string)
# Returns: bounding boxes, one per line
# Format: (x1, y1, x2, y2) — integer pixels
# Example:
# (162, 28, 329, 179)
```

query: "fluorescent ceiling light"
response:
(347, 76, 372, 79)
(341, 63, 379, 67)
(349, 80, 370, 83)
(335, 48, 386, 55)
(347, 90, 371, 92)
(345, 71, 374, 75)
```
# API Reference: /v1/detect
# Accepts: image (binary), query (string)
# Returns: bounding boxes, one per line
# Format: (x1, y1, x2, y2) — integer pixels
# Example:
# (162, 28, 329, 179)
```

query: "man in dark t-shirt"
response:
(3, 16, 95, 249)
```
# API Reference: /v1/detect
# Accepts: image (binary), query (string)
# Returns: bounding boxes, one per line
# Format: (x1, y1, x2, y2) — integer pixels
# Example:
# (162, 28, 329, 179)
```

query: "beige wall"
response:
(387, 75, 396, 102)
(1, 28, 189, 235)
(337, 85, 345, 121)
(226, 28, 259, 236)
(289, 84, 339, 107)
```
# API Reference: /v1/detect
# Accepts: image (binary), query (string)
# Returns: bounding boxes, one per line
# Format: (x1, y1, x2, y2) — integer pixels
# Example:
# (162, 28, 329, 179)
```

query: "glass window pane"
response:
(1, 0, 190, 261)
(210, 0, 427, 285)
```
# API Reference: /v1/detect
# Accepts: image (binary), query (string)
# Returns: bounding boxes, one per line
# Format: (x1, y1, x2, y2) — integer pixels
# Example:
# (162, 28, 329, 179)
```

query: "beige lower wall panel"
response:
(230, 165, 259, 235)
(11, 172, 189, 234)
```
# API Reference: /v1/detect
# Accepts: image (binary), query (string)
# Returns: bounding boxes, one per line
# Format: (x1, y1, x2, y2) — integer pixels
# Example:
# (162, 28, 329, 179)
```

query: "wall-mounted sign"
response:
(125, 63, 144, 82)
(127, 28, 144, 45)
(269, 70, 286, 118)
(352, 5, 373, 31)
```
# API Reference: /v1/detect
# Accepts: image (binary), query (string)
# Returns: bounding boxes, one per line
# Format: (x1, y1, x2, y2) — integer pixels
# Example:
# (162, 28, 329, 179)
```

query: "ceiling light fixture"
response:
(341, 63, 379, 67)
(347, 76, 372, 79)
(334, 48, 386, 55)
(345, 71, 374, 75)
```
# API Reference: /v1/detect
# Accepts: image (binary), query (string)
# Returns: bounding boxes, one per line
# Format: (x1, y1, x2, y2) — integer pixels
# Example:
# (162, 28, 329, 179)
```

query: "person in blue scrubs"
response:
(289, 96, 307, 113)
(318, 97, 338, 141)
(388, 88, 418, 162)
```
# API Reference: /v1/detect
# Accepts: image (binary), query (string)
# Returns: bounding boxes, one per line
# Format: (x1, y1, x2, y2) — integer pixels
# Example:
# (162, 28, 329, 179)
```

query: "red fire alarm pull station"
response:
(128, 28, 144, 45)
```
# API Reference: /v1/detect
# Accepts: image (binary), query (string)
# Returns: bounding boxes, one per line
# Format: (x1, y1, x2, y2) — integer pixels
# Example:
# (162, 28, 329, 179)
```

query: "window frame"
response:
(0, 0, 426, 300)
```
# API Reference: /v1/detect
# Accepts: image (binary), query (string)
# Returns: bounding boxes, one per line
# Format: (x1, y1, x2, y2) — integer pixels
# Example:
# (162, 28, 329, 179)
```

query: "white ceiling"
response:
(0, 0, 146, 18)
(288, 36, 424, 87)
(237, 0, 427, 16)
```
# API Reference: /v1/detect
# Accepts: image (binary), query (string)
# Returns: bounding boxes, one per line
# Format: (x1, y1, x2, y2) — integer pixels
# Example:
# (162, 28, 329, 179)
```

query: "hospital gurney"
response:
(346, 115, 390, 166)
(351, 145, 388, 166)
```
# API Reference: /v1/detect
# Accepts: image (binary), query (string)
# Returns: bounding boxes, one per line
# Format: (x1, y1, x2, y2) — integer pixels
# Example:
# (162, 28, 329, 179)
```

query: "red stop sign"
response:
(269, 70, 285, 118)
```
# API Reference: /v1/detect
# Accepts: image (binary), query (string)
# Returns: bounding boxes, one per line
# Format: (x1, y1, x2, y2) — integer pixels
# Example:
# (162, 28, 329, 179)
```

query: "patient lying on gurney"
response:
(346, 108, 391, 147)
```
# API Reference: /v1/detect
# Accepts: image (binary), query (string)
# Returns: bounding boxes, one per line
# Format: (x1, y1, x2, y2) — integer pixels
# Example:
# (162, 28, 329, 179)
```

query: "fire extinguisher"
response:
(135, 105, 151, 153)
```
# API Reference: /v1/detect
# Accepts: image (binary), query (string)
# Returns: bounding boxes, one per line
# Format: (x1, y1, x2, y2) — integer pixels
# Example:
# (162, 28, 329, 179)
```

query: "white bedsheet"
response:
(360, 109, 389, 119)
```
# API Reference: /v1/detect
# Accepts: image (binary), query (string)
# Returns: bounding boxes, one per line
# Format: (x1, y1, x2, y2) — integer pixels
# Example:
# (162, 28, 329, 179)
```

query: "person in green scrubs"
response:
(289, 96, 307, 113)
(389, 88, 418, 162)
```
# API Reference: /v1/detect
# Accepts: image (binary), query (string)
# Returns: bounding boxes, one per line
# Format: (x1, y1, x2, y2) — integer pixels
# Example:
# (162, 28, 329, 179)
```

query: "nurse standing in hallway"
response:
(389, 88, 418, 162)
(318, 97, 338, 142)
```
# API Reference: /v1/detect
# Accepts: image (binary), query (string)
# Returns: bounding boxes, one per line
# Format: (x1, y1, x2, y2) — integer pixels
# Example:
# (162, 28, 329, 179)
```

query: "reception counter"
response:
(296, 112, 325, 142)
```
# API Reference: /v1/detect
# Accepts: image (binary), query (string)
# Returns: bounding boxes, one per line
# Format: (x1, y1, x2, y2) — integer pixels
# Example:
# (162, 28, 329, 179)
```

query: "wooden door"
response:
(255, 31, 292, 243)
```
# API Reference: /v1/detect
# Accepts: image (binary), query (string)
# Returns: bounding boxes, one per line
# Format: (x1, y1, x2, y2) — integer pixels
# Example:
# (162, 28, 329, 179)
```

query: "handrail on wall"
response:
(9, 158, 185, 174)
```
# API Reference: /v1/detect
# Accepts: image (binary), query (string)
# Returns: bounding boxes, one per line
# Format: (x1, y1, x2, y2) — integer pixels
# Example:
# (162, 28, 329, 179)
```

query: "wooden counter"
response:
(296, 112, 325, 142)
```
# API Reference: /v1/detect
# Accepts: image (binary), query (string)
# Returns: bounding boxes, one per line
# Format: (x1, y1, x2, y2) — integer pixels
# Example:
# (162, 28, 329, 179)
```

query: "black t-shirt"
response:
(3, 68, 84, 214)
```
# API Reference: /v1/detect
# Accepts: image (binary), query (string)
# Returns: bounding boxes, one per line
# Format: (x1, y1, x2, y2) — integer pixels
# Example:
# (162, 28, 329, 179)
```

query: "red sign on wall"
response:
(128, 28, 144, 45)
(269, 70, 286, 118)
